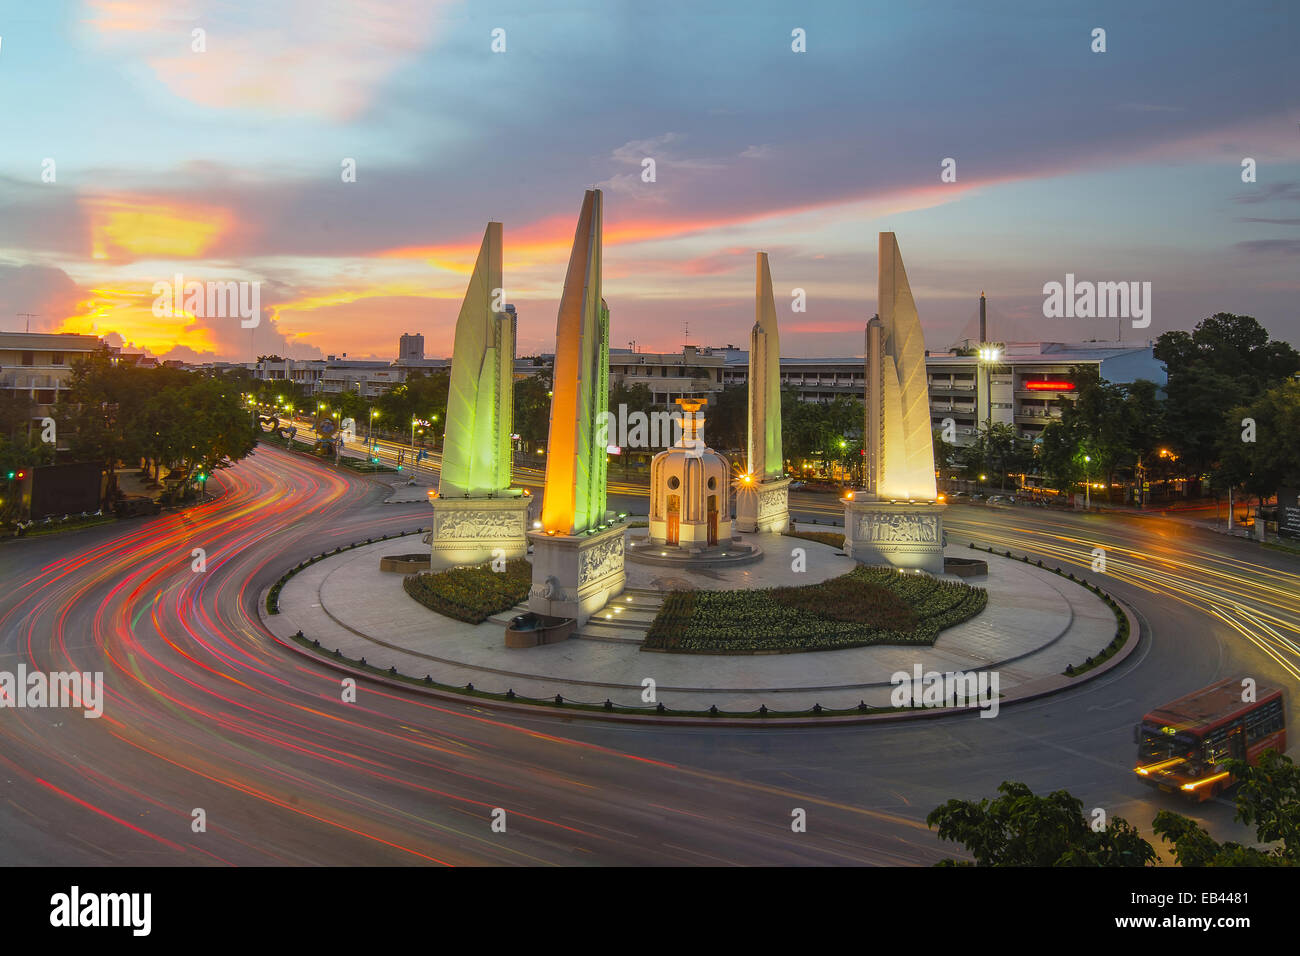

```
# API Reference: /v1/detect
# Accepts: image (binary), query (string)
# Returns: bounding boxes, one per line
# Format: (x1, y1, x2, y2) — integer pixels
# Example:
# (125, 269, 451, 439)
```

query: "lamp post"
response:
(977, 344, 1002, 433)
(1084, 454, 1092, 510)
(410, 417, 418, 479)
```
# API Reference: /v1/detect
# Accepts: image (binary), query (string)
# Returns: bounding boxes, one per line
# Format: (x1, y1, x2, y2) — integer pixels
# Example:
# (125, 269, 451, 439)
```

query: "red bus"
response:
(1134, 677, 1287, 802)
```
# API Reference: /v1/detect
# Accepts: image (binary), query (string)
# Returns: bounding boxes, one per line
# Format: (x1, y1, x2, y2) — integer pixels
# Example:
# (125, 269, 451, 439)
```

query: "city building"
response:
(720, 340, 1166, 447)
(251, 357, 327, 392)
(0, 331, 104, 441)
(318, 359, 408, 399)
(925, 341, 1166, 445)
(398, 332, 424, 362)
(609, 344, 726, 405)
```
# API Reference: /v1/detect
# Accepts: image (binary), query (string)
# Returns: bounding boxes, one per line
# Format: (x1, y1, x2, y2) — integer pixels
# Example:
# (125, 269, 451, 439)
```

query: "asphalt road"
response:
(1, 443, 1296, 865)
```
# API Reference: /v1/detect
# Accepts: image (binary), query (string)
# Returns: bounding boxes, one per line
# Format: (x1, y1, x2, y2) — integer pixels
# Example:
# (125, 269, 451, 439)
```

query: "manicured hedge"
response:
(783, 529, 847, 550)
(644, 565, 986, 653)
(403, 559, 532, 624)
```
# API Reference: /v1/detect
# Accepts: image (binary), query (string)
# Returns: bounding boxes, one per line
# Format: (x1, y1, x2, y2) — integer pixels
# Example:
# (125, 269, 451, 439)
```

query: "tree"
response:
(1155, 313, 1300, 389)
(513, 371, 552, 447)
(1035, 367, 1166, 501)
(59, 350, 256, 502)
(1153, 751, 1299, 866)
(706, 384, 748, 454)
(1218, 380, 1300, 506)
(932, 427, 957, 477)
(1154, 314, 1299, 489)
(374, 369, 451, 446)
(932, 754, 1300, 867)
(927, 781, 1155, 866)
(961, 421, 1030, 490)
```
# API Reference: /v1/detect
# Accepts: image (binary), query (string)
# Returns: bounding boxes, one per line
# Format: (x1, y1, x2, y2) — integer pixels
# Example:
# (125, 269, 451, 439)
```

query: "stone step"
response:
(574, 624, 645, 644)
(586, 613, 655, 630)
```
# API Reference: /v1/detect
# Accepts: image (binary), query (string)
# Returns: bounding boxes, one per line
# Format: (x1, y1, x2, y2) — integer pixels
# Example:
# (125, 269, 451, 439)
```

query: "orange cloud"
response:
(86, 195, 233, 261)
(375, 178, 989, 279)
(58, 284, 219, 355)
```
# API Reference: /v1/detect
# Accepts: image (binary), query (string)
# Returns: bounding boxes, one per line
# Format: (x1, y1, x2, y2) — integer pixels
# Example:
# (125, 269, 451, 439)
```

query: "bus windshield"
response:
(1136, 724, 1198, 763)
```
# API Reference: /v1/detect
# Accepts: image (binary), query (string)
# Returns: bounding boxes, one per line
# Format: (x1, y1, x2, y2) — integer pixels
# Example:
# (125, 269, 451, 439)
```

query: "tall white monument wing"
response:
(748, 252, 783, 480)
(440, 221, 513, 497)
(876, 232, 937, 500)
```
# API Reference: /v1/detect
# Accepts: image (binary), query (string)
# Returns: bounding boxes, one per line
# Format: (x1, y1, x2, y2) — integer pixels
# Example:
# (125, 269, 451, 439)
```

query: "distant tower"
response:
(399, 332, 424, 361)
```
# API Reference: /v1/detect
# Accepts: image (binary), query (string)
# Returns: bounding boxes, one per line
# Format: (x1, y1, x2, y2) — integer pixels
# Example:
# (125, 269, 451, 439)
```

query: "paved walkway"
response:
(264, 529, 1122, 713)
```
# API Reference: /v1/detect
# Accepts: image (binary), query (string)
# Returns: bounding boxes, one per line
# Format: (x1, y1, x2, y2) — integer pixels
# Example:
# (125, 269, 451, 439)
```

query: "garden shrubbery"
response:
(403, 559, 532, 623)
(645, 565, 986, 653)
(783, 529, 846, 550)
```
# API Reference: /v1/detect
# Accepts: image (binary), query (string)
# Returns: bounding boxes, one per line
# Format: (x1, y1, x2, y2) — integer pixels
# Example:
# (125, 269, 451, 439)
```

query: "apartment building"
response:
(718, 341, 1166, 447)
(0, 331, 104, 437)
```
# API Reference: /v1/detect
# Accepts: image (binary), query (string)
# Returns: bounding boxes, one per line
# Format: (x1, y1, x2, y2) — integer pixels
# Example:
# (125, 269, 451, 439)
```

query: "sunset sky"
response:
(1, 0, 1297, 362)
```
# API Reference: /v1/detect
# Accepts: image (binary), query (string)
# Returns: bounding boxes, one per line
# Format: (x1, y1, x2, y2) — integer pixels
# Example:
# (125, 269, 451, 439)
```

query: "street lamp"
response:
(976, 345, 1002, 429)
(410, 417, 420, 479)
(1084, 454, 1092, 510)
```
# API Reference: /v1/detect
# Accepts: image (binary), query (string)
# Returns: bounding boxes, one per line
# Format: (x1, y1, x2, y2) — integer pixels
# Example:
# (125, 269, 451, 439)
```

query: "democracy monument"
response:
(426, 199, 948, 614)
(267, 194, 1128, 718)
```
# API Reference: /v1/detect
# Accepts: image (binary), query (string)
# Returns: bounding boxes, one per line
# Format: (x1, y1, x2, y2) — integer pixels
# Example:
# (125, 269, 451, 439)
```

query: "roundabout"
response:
(261, 522, 1133, 720)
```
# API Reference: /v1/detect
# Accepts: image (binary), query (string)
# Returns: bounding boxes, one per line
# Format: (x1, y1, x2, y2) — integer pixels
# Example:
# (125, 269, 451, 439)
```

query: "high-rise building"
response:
(399, 332, 424, 362)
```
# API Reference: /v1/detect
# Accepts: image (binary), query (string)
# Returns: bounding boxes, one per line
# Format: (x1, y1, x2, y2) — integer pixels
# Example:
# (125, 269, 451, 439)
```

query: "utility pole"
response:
(17, 313, 38, 333)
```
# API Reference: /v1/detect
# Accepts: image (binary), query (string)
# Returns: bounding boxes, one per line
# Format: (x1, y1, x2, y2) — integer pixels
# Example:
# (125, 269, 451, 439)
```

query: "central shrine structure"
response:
(428, 221, 530, 569)
(646, 398, 732, 548)
(843, 232, 946, 573)
(527, 189, 626, 626)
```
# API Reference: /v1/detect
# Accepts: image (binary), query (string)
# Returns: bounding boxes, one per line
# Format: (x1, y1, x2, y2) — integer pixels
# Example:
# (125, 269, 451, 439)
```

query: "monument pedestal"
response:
(735, 476, 790, 534)
(843, 497, 946, 575)
(429, 494, 531, 571)
(527, 522, 626, 628)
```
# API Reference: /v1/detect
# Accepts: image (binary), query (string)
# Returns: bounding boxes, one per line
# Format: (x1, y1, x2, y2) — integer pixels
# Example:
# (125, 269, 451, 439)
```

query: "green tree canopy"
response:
(931, 753, 1299, 867)
(927, 781, 1155, 866)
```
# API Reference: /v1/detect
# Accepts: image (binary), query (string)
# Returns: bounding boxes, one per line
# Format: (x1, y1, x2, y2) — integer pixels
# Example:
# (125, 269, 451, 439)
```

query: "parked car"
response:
(789, 481, 807, 490)
(988, 494, 1017, 505)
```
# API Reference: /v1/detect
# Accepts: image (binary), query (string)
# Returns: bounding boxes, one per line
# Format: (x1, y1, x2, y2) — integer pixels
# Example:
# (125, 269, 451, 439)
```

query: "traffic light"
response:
(5, 471, 13, 480)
